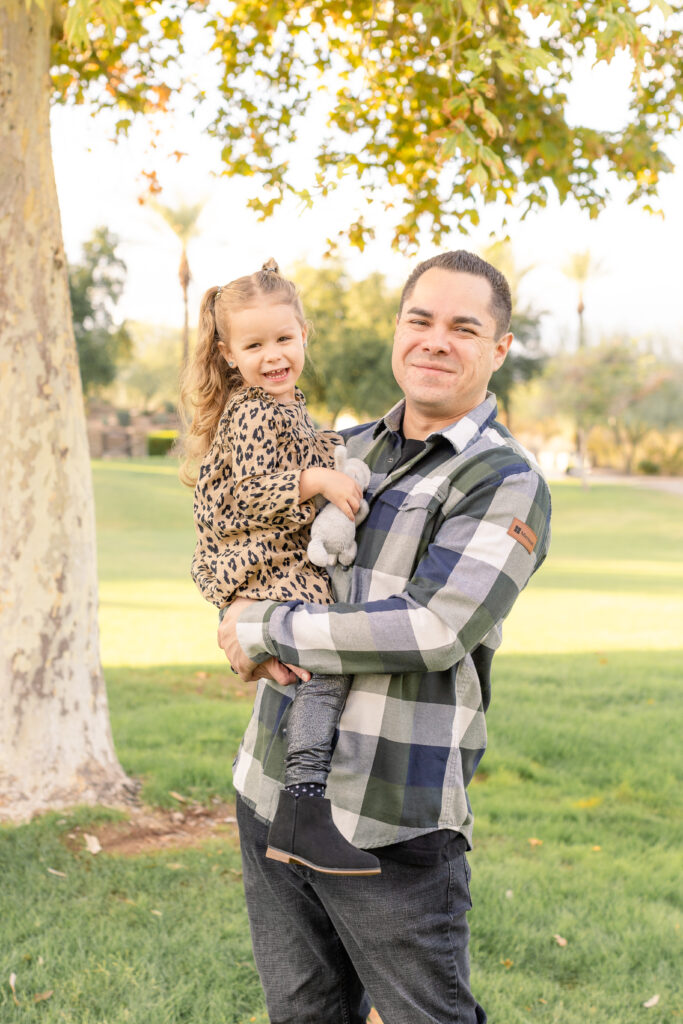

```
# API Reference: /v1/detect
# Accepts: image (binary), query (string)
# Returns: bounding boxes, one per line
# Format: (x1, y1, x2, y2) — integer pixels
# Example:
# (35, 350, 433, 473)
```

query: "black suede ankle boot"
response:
(266, 790, 381, 876)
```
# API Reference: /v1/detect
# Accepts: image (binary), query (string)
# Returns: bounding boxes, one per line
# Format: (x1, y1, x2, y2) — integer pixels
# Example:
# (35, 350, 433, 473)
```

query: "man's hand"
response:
(217, 597, 310, 684)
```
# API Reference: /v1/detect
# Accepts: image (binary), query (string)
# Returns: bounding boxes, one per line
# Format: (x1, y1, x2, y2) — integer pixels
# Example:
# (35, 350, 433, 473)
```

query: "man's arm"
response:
(226, 470, 551, 677)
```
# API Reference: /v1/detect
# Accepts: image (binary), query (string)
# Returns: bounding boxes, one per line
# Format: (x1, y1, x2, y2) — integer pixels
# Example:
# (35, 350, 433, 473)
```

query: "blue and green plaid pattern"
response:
(233, 393, 551, 849)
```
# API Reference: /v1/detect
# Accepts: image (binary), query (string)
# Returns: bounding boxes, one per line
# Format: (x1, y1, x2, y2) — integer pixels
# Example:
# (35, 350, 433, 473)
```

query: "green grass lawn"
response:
(1, 460, 682, 1023)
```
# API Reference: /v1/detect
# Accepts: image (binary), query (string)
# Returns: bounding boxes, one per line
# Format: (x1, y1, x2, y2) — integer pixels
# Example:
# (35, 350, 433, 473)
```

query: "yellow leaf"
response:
(169, 791, 188, 803)
(553, 933, 568, 947)
(33, 991, 53, 1004)
(528, 837, 543, 847)
(592, 845, 602, 852)
(500, 958, 514, 969)
(643, 994, 660, 1008)
(574, 797, 602, 809)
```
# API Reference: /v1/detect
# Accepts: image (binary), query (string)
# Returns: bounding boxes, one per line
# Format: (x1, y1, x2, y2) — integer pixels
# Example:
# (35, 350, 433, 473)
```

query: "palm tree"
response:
(562, 250, 602, 350)
(561, 250, 603, 483)
(151, 201, 203, 368)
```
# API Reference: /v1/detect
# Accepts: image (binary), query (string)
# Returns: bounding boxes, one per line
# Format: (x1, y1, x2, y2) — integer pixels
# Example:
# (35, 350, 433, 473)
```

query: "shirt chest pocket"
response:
(368, 484, 447, 561)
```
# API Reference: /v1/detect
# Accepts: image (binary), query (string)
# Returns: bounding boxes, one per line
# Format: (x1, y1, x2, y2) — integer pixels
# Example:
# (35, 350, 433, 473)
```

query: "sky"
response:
(50, 39, 683, 355)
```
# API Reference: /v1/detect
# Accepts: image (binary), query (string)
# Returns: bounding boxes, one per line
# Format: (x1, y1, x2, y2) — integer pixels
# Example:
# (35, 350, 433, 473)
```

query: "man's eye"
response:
(410, 319, 429, 326)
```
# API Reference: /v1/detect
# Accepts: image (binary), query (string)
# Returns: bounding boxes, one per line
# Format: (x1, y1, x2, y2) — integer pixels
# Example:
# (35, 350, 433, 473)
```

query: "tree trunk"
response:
(0, 0, 133, 821)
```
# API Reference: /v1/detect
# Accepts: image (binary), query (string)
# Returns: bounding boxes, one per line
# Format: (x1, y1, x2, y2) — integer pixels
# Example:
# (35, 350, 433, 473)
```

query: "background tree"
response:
(562, 250, 603, 350)
(2, 0, 682, 820)
(539, 341, 681, 477)
(118, 324, 184, 413)
(69, 227, 133, 397)
(150, 202, 203, 369)
(484, 240, 545, 428)
(294, 264, 401, 425)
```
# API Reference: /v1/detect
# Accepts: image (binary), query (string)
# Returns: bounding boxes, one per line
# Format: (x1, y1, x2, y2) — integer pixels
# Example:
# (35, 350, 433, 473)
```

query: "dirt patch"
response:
(63, 800, 240, 857)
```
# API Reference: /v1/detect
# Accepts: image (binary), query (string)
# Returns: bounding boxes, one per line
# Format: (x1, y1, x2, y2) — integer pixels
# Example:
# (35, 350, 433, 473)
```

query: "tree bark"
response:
(0, 0, 133, 821)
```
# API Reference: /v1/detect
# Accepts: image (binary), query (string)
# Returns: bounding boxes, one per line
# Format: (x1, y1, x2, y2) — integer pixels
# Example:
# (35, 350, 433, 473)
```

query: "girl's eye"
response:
(246, 342, 260, 350)
(278, 336, 292, 343)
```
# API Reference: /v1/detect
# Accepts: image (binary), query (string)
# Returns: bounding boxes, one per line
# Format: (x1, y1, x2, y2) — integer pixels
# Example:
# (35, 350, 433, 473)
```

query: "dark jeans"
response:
(237, 795, 487, 1024)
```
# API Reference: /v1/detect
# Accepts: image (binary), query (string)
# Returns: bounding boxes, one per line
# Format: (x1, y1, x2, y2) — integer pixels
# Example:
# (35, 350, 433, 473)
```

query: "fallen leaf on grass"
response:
(500, 959, 514, 969)
(643, 994, 660, 1008)
(83, 833, 102, 855)
(167, 862, 185, 870)
(505, 889, 514, 899)
(47, 868, 66, 878)
(169, 791, 188, 803)
(553, 934, 568, 947)
(151, 909, 162, 917)
(592, 845, 602, 852)
(528, 837, 543, 847)
(9, 973, 19, 1006)
(34, 991, 53, 1004)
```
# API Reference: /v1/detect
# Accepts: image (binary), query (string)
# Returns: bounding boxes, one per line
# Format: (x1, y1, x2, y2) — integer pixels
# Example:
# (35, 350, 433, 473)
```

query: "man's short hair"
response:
(399, 251, 512, 339)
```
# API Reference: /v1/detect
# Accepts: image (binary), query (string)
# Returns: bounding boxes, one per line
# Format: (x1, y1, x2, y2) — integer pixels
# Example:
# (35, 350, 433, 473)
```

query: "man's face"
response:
(392, 268, 512, 426)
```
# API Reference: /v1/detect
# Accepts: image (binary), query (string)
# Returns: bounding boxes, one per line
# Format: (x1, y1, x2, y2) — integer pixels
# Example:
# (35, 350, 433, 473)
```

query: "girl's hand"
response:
(318, 469, 363, 522)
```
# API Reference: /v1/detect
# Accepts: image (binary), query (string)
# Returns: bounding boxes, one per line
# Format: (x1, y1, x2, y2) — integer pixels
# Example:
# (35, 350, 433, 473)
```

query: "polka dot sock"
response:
(285, 783, 326, 799)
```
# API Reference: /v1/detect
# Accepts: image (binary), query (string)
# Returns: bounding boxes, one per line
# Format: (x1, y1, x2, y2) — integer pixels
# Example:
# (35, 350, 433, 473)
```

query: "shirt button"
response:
(387, 458, 394, 464)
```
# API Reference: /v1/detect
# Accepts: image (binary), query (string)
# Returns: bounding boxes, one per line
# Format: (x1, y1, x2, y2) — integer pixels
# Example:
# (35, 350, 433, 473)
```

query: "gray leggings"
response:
(284, 673, 351, 787)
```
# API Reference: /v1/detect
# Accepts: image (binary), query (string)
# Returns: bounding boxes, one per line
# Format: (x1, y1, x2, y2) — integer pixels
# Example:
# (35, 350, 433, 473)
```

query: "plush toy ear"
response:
(334, 445, 347, 471)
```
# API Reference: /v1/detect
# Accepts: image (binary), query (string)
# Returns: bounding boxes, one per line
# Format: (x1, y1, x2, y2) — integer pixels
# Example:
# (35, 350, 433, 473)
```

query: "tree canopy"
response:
(50, 0, 683, 249)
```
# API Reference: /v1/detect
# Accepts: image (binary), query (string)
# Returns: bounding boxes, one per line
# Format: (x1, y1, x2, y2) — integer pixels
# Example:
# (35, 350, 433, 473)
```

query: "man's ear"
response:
(493, 332, 513, 371)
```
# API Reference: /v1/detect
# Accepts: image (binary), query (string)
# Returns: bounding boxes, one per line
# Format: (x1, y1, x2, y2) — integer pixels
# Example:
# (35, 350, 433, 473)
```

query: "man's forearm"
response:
(237, 476, 550, 677)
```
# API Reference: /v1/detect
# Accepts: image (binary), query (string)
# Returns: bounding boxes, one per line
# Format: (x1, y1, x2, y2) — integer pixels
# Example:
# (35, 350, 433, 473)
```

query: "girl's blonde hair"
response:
(178, 258, 306, 486)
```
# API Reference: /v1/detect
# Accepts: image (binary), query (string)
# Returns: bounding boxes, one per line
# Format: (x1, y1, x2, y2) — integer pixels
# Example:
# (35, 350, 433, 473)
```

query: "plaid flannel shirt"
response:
(233, 393, 551, 849)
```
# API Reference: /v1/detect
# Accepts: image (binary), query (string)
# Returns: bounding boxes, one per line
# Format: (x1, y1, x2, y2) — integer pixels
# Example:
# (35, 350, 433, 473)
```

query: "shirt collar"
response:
(373, 392, 499, 454)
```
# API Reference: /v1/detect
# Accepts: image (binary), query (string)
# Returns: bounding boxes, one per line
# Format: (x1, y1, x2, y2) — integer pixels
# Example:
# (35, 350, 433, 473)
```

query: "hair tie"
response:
(262, 267, 277, 275)
(215, 287, 222, 298)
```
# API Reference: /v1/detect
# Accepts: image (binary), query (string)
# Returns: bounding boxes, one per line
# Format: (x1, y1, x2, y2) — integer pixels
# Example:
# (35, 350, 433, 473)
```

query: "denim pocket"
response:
(447, 852, 473, 919)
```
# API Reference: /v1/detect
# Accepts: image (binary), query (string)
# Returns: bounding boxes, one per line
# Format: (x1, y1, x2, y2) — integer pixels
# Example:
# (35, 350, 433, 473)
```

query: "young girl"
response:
(180, 259, 380, 877)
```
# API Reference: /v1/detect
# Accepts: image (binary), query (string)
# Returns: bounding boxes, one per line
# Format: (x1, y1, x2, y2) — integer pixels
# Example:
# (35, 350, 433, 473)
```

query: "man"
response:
(219, 250, 551, 1024)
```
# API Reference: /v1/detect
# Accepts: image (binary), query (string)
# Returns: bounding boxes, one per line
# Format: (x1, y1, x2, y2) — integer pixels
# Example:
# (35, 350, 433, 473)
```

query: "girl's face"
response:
(220, 300, 307, 403)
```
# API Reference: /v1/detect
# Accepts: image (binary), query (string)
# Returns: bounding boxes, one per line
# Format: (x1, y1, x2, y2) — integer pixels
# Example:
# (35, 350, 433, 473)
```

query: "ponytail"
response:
(178, 285, 242, 486)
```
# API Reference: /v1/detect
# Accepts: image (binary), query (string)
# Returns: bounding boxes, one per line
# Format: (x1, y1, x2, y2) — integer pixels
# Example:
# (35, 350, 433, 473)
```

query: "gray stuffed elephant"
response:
(307, 446, 371, 568)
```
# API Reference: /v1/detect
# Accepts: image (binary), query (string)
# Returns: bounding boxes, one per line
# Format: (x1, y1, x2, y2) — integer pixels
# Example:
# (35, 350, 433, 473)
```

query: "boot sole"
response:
(265, 846, 381, 876)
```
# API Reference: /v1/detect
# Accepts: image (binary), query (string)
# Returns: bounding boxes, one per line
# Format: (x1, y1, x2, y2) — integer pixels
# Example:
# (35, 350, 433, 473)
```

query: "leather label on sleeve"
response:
(508, 517, 537, 554)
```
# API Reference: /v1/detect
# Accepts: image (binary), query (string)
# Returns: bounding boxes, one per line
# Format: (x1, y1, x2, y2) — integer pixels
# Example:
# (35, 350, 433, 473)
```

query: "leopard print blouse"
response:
(192, 386, 342, 609)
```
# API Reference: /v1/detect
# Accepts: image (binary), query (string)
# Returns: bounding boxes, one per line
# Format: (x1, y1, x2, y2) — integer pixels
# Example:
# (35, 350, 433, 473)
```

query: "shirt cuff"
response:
(235, 600, 279, 662)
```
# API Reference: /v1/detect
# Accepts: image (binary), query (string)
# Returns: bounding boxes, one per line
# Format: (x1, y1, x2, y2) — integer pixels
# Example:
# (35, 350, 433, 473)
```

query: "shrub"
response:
(637, 458, 661, 476)
(147, 430, 178, 456)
